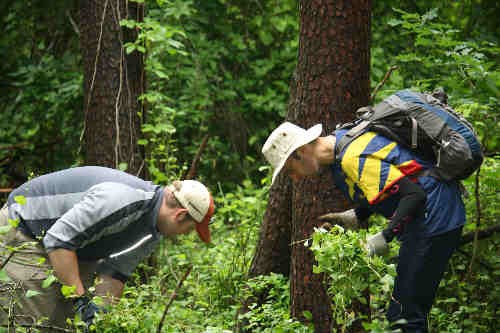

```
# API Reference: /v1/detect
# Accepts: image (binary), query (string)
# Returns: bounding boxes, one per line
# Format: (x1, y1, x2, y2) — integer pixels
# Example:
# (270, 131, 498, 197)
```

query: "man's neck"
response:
(315, 135, 336, 165)
(156, 189, 171, 236)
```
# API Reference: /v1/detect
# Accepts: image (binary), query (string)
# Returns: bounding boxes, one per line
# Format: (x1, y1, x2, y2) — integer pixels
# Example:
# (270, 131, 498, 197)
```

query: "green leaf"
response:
(118, 163, 128, 171)
(125, 44, 137, 54)
(303, 310, 313, 320)
(61, 284, 77, 298)
(41, 274, 57, 289)
(8, 218, 19, 228)
(25, 290, 42, 298)
(0, 269, 11, 282)
(422, 8, 438, 22)
(258, 30, 274, 46)
(37, 257, 46, 265)
(14, 196, 26, 205)
(387, 18, 403, 27)
(0, 225, 12, 234)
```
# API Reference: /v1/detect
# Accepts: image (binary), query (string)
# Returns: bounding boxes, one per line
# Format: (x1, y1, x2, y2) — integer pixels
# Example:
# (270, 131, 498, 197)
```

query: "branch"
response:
(460, 223, 500, 246)
(182, 135, 209, 180)
(157, 264, 193, 333)
(0, 142, 30, 151)
(0, 323, 72, 332)
(65, 10, 80, 36)
(456, 248, 493, 271)
(0, 251, 14, 270)
(467, 168, 482, 275)
(370, 66, 399, 102)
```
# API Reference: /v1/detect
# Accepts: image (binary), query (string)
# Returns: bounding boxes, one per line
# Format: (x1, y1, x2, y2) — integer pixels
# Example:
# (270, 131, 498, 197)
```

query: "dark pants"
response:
(387, 226, 463, 333)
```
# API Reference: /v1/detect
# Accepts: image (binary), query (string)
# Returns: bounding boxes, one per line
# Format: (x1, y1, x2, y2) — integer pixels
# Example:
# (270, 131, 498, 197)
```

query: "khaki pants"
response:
(0, 205, 97, 331)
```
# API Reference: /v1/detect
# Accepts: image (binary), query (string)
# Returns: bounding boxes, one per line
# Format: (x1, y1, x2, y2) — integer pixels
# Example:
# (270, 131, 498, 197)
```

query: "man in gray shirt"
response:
(0, 166, 215, 330)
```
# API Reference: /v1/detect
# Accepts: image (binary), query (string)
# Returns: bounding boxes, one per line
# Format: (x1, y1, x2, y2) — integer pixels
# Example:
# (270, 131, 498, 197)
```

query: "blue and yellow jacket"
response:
(331, 129, 465, 236)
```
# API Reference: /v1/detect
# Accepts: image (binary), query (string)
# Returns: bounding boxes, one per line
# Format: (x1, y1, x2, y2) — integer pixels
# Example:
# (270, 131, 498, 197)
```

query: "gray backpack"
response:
(335, 89, 484, 181)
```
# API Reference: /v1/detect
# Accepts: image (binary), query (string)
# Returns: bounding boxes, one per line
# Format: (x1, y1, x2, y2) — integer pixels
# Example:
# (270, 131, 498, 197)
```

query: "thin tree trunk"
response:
(249, 175, 293, 278)
(79, 0, 145, 176)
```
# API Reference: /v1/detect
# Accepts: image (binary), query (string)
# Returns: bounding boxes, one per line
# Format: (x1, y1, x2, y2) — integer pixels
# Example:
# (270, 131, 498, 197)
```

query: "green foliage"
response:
(0, 1, 82, 187)
(383, 8, 498, 100)
(120, 5, 190, 184)
(434, 157, 500, 333)
(310, 225, 397, 331)
(139, 0, 299, 188)
(371, 5, 499, 142)
(241, 273, 313, 333)
(462, 157, 499, 232)
(456, 103, 498, 155)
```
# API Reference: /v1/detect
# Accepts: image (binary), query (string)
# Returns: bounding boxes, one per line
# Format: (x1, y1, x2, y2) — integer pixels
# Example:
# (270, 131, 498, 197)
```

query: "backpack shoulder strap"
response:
(335, 120, 371, 161)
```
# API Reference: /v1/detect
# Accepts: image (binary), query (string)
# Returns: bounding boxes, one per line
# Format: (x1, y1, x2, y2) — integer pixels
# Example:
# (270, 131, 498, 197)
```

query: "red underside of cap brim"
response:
(196, 222, 211, 243)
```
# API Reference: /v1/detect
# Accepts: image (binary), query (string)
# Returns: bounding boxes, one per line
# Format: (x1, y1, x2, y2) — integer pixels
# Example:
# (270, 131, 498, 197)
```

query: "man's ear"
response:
(295, 146, 307, 159)
(175, 208, 189, 222)
(300, 142, 316, 155)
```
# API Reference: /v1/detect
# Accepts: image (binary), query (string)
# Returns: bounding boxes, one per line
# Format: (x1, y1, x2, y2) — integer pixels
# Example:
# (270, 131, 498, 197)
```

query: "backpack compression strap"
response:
(334, 120, 370, 161)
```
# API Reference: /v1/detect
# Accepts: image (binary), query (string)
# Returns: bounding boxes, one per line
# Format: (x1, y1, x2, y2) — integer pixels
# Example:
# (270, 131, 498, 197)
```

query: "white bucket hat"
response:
(171, 180, 215, 243)
(262, 122, 323, 184)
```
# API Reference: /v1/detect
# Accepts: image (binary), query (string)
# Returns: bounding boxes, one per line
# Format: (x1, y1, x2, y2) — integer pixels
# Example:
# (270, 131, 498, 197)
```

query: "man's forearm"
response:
(47, 248, 85, 296)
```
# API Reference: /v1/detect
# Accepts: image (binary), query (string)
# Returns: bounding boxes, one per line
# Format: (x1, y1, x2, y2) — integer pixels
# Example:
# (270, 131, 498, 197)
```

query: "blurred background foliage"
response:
(0, 0, 498, 331)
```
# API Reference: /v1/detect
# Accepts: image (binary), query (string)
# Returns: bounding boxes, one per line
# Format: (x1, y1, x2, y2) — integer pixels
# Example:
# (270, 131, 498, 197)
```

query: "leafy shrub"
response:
(310, 225, 397, 332)
(240, 273, 313, 333)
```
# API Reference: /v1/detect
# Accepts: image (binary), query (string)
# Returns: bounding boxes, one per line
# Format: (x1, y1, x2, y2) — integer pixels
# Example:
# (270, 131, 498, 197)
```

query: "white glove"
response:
(365, 231, 389, 257)
(318, 209, 359, 229)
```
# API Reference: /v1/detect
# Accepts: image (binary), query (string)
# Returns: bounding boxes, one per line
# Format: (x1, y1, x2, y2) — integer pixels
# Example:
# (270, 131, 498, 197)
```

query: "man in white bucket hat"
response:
(0, 166, 214, 330)
(262, 122, 465, 333)
(262, 122, 323, 185)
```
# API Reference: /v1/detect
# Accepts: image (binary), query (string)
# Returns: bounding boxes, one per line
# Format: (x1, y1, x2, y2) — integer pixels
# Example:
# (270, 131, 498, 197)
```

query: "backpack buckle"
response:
(356, 106, 374, 120)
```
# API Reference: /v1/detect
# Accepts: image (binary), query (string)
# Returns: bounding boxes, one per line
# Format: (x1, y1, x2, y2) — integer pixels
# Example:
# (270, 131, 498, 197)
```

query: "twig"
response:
(0, 189, 13, 193)
(456, 248, 493, 272)
(136, 160, 145, 177)
(112, 0, 124, 169)
(289, 237, 312, 247)
(0, 142, 30, 151)
(370, 65, 399, 102)
(157, 264, 193, 333)
(0, 251, 14, 270)
(467, 168, 482, 276)
(65, 10, 80, 36)
(0, 323, 72, 332)
(182, 135, 209, 180)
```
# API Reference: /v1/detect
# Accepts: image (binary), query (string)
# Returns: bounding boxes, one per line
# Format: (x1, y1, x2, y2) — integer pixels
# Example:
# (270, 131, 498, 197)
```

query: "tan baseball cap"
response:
(171, 180, 215, 243)
(262, 122, 323, 184)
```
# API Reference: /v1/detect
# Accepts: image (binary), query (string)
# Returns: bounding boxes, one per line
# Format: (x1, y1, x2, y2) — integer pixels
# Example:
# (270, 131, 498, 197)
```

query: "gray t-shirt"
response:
(7, 166, 164, 281)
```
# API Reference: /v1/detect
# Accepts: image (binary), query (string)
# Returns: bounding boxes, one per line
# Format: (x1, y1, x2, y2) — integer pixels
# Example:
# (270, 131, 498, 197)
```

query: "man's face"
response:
(283, 146, 319, 181)
(173, 209, 197, 235)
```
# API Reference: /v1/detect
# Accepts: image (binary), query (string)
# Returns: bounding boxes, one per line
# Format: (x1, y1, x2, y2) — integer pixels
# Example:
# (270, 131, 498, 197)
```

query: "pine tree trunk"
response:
(248, 1, 371, 332)
(79, 0, 145, 176)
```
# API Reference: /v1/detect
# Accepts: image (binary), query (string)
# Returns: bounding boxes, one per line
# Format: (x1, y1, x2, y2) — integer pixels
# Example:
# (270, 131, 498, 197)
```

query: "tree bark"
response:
(79, 0, 145, 176)
(249, 175, 293, 278)
(248, 1, 371, 332)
